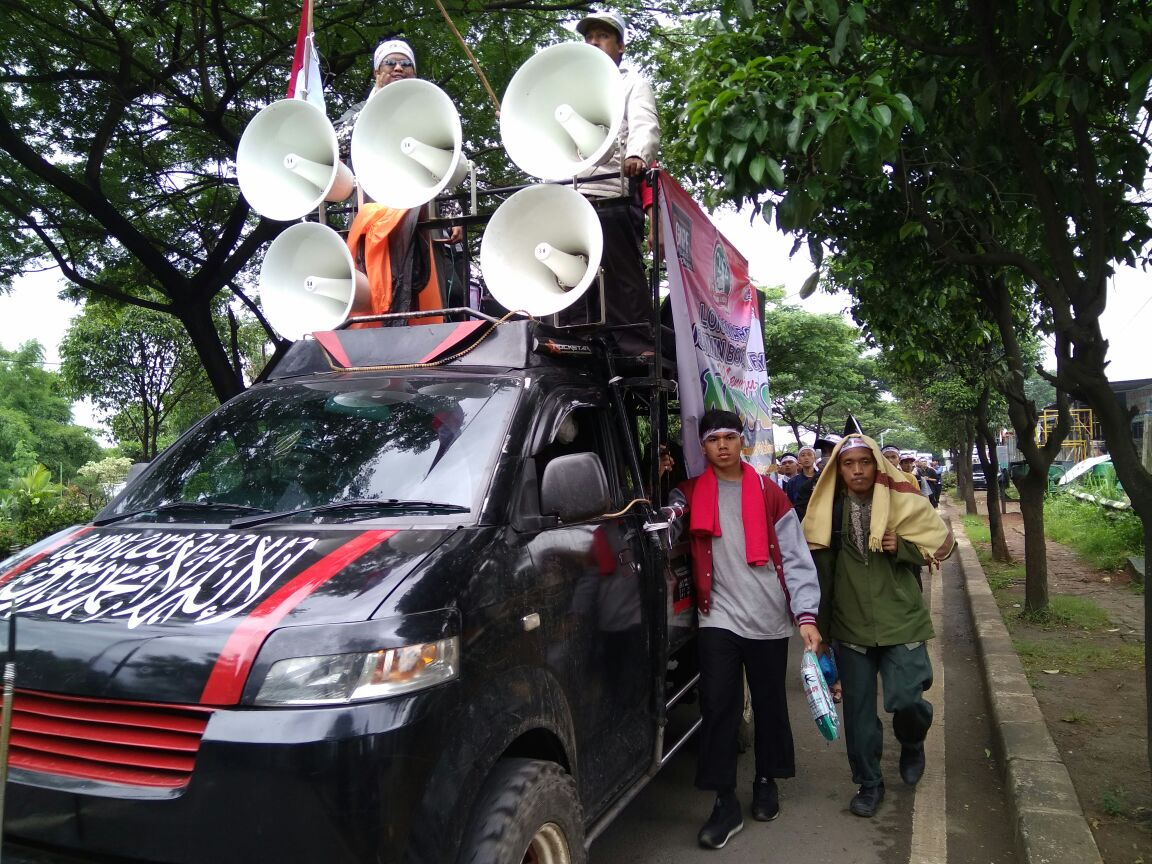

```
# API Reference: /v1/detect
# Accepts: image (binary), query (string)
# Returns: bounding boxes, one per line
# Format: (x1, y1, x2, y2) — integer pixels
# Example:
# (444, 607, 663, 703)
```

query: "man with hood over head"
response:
(802, 434, 954, 818)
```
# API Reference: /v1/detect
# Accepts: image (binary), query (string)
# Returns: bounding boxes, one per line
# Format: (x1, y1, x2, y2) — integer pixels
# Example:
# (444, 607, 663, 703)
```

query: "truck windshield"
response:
(101, 375, 520, 525)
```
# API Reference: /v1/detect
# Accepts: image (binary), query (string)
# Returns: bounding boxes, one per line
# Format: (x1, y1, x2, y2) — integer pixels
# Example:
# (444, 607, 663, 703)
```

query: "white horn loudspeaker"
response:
(351, 79, 472, 210)
(258, 222, 370, 340)
(237, 99, 354, 221)
(500, 42, 626, 180)
(479, 184, 603, 317)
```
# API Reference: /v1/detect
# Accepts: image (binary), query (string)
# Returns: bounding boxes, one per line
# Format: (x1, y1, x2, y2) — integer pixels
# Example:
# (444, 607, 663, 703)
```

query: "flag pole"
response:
(431, 0, 501, 112)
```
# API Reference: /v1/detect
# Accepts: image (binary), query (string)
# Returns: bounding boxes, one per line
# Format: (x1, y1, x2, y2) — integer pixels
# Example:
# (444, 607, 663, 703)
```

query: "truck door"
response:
(523, 395, 654, 820)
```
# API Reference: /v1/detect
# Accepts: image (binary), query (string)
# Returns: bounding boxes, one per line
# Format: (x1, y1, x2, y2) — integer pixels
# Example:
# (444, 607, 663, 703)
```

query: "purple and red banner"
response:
(659, 175, 774, 477)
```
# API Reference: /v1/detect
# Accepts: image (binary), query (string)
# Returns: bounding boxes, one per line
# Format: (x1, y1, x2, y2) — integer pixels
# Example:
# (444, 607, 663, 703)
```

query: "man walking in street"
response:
(919, 456, 941, 508)
(786, 445, 820, 520)
(664, 409, 822, 849)
(802, 434, 954, 818)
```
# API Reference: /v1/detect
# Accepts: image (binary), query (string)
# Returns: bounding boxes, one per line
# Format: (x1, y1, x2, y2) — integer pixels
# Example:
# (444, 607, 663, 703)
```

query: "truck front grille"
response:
(3, 689, 213, 789)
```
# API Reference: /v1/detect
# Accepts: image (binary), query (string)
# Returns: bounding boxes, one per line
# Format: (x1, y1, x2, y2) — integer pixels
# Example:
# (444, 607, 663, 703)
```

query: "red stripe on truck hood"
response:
(199, 529, 396, 705)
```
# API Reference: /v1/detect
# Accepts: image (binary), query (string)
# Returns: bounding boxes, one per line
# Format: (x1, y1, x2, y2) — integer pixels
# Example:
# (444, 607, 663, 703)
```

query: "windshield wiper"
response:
(229, 498, 470, 529)
(93, 501, 269, 527)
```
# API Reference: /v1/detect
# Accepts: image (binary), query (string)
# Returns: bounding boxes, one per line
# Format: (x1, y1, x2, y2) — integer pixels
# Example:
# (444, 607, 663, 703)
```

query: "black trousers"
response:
(559, 201, 653, 354)
(695, 627, 795, 792)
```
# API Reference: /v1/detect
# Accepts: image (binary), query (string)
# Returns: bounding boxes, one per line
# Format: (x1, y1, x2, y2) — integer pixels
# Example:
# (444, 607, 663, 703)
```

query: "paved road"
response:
(591, 551, 1018, 863)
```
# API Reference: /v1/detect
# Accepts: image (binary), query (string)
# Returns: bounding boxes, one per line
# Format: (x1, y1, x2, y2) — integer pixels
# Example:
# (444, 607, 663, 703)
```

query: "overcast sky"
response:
(2, 215, 1148, 434)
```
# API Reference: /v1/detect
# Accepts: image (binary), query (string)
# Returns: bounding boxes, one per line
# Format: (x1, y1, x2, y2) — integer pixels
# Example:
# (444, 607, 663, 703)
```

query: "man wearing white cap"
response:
(334, 39, 419, 163)
(335, 38, 465, 314)
(786, 445, 820, 520)
(775, 453, 798, 488)
(567, 9, 661, 355)
(372, 39, 417, 89)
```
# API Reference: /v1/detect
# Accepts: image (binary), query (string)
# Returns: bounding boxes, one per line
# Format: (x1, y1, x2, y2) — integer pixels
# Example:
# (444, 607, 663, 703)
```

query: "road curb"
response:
(946, 506, 1104, 864)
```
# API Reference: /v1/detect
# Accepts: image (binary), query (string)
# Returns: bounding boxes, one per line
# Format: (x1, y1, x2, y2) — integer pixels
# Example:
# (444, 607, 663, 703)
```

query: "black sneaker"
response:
(899, 746, 926, 786)
(698, 795, 744, 849)
(849, 783, 885, 817)
(750, 777, 780, 821)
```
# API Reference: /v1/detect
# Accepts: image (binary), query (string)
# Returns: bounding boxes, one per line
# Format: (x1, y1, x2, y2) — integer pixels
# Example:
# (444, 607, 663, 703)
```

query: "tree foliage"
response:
(58, 301, 221, 460)
(669, 0, 1152, 761)
(75, 455, 134, 507)
(0, 0, 599, 402)
(0, 341, 102, 486)
(760, 287, 886, 443)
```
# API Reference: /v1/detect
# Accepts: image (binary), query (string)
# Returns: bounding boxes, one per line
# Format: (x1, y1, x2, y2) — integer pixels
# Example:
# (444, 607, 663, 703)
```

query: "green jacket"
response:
(813, 498, 934, 646)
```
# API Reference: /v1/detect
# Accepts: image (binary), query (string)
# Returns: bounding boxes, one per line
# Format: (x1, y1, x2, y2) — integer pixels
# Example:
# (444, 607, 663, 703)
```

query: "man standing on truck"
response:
(802, 434, 954, 818)
(567, 9, 660, 355)
(663, 409, 822, 850)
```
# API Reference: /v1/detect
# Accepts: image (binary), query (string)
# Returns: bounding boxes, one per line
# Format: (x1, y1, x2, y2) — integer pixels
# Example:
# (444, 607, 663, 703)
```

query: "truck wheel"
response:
(736, 673, 754, 753)
(459, 758, 586, 864)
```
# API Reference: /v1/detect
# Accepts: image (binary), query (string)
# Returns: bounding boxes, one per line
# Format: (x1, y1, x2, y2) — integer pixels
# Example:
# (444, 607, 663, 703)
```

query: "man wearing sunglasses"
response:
(371, 40, 418, 89)
(335, 39, 420, 164)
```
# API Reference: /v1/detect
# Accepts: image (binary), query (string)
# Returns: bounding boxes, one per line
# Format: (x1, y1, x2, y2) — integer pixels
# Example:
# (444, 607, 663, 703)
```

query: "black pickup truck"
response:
(0, 318, 699, 864)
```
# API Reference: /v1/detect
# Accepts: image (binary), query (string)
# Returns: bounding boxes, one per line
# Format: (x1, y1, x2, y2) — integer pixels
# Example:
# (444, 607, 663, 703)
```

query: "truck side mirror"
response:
(540, 453, 611, 523)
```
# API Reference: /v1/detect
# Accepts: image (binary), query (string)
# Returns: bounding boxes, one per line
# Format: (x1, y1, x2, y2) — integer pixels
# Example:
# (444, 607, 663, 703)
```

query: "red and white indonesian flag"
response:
(659, 174, 774, 477)
(286, 0, 325, 111)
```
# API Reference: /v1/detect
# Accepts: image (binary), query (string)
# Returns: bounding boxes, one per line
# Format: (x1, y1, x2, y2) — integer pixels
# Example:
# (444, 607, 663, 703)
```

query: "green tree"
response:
(0, 463, 94, 549)
(75, 455, 134, 508)
(0, 0, 580, 402)
(0, 341, 101, 486)
(670, 0, 1152, 764)
(59, 302, 218, 460)
(761, 289, 884, 443)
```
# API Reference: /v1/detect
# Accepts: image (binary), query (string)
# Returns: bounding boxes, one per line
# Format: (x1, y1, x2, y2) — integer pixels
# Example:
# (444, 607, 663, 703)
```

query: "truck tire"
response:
(459, 758, 586, 864)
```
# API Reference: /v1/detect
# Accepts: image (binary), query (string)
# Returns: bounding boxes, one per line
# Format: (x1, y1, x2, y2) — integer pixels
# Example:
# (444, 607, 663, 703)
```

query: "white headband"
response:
(701, 427, 742, 443)
(839, 438, 872, 454)
(373, 39, 415, 71)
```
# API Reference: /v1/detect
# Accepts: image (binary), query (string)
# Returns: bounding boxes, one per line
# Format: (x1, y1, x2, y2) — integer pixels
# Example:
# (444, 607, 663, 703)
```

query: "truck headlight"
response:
(254, 637, 459, 706)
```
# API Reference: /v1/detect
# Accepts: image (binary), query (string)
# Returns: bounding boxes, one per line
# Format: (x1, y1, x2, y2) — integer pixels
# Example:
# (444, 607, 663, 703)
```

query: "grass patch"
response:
(1101, 787, 1129, 818)
(960, 515, 1022, 593)
(1013, 639, 1144, 676)
(1019, 594, 1110, 631)
(985, 561, 1025, 592)
(1044, 494, 1144, 571)
(962, 514, 990, 544)
(957, 509, 1140, 679)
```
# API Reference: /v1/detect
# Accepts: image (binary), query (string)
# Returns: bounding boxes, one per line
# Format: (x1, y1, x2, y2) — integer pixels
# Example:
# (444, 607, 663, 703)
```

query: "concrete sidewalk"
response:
(945, 502, 1104, 864)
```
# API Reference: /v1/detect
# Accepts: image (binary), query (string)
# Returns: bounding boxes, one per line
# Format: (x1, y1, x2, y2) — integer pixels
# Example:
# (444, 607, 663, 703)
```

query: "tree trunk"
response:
(975, 390, 1011, 562)
(975, 271, 1068, 614)
(1016, 471, 1049, 613)
(960, 427, 978, 515)
(177, 302, 244, 404)
(1062, 356, 1152, 776)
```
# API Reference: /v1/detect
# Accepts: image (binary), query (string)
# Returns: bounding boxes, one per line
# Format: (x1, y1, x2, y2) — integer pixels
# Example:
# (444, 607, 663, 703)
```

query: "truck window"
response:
(534, 403, 633, 508)
(103, 375, 520, 523)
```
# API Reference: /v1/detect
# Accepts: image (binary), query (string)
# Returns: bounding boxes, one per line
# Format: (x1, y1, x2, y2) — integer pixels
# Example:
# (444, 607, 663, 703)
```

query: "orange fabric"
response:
(416, 236, 444, 325)
(344, 206, 443, 325)
(346, 204, 408, 316)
